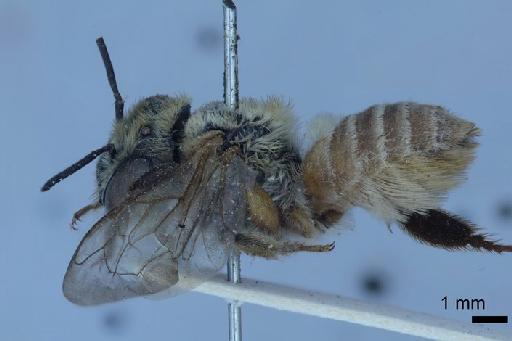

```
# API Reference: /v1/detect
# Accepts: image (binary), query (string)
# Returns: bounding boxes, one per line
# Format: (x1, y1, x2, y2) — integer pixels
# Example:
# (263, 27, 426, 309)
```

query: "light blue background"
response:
(1, 1, 511, 340)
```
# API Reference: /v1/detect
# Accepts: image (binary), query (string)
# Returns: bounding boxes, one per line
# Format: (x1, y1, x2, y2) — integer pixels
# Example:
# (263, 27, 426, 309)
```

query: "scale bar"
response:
(472, 316, 508, 324)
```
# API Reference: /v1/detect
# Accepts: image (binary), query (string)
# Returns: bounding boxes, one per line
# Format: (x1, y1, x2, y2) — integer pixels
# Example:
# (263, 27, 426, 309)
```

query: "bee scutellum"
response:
(42, 37, 512, 306)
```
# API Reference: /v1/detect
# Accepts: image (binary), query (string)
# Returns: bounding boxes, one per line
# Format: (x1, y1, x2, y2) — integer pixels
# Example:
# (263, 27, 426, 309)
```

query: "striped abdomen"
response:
(303, 102, 479, 224)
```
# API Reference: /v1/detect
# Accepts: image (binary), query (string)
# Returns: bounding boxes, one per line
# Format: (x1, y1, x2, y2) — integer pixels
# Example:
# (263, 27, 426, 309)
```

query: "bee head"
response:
(41, 38, 191, 208)
(96, 95, 191, 207)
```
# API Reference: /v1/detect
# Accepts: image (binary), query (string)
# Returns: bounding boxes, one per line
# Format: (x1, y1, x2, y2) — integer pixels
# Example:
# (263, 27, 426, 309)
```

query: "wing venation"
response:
(63, 148, 256, 305)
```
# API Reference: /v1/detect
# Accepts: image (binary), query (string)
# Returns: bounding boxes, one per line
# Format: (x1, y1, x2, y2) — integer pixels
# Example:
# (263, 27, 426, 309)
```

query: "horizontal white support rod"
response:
(195, 275, 511, 341)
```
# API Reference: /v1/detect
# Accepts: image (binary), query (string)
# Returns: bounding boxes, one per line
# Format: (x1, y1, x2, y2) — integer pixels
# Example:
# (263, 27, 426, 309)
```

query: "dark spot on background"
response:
(496, 200, 512, 222)
(359, 270, 389, 297)
(195, 26, 222, 53)
(102, 310, 129, 333)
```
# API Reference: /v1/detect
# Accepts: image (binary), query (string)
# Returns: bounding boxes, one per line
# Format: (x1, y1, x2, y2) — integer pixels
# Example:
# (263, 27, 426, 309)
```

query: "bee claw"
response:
(309, 241, 335, 253)
(69, 201, 101, 231)
(70, 217, 80, 230)
(328, 241, 335, 251)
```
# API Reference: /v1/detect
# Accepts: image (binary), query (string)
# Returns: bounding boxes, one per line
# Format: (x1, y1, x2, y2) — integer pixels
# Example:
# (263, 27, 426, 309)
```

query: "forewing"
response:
(157, 156, 257, 295)
(63, 153, 256, 305)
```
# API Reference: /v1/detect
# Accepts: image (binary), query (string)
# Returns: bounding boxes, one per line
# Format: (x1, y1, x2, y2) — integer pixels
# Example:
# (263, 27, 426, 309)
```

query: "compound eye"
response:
(140, 126, 151, 137)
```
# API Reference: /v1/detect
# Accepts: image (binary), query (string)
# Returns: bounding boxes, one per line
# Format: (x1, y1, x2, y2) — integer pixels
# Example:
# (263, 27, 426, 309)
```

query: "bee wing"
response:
(63, 150, 256, 305)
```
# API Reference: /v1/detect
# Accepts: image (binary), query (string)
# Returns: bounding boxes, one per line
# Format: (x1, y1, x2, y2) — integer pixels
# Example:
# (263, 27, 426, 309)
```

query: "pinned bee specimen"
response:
(42, 38, 512, 306)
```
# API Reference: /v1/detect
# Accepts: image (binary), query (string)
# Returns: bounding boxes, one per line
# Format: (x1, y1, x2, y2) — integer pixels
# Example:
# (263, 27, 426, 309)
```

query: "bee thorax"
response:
(183, 98, 302, 201)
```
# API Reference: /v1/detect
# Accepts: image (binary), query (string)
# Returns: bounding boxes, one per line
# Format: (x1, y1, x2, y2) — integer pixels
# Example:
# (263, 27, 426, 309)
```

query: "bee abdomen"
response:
(332, 102, 478, 169)
(304, 102, 479, 223)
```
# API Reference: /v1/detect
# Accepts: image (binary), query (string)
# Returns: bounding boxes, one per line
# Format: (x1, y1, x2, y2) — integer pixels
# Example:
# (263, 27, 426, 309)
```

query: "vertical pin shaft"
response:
(223, 1, 242, 341)
(227, 252, 242, 341)
(223, 0, 239, 111)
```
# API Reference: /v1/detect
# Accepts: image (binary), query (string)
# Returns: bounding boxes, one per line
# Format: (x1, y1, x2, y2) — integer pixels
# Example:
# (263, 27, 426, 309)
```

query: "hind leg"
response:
(401, 209, 512, 253)
(234, 232, 334, 259)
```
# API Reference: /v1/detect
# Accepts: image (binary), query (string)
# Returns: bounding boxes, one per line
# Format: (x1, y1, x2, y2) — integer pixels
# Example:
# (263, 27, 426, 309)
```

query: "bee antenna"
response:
(96, 37, 124, 120)
(41, 144, 115, 192)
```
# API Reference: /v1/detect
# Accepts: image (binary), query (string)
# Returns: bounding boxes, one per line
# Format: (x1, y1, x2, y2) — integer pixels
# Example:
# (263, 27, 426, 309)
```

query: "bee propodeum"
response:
(42, 37, 512, 306)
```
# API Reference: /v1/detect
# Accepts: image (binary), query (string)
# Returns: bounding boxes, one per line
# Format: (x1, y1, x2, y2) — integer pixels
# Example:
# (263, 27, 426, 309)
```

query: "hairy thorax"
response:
(182, 98, 322, 241)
